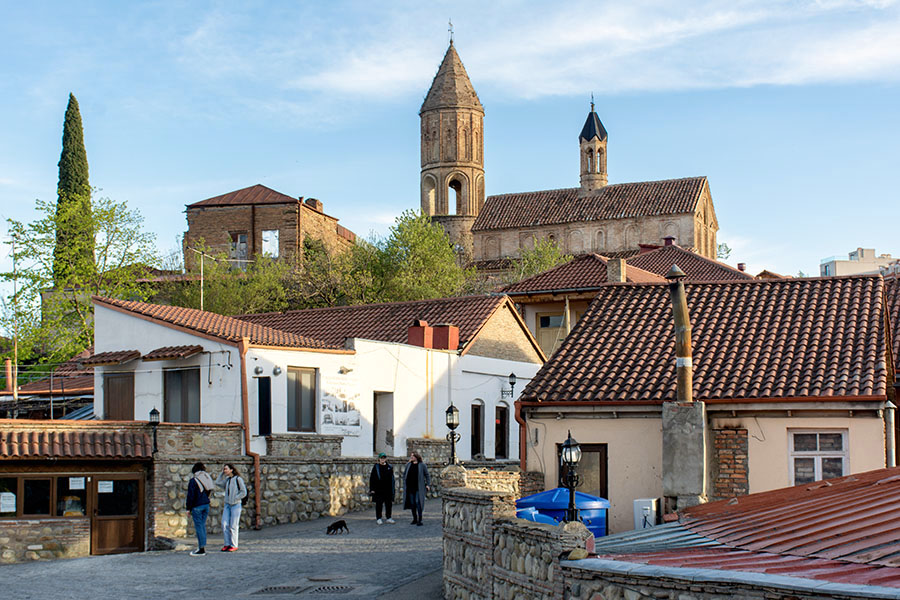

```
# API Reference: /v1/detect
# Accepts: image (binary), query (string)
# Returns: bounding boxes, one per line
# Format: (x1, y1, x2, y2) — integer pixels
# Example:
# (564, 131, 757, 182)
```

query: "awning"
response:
(82, 350, 141, 366)
(142, 345, 203, 361)
(0, 430, 153, 459)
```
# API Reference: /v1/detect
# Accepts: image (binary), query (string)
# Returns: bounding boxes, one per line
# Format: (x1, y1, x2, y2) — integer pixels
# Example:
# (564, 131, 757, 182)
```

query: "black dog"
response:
(326, 519, 349, 534)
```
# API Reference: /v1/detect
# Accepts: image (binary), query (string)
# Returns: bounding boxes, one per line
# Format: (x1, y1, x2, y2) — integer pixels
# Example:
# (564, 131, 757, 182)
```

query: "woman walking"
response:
(402, 452, 430, 526)
(215, 463, 248, 552)
(186, 462, 215, 556)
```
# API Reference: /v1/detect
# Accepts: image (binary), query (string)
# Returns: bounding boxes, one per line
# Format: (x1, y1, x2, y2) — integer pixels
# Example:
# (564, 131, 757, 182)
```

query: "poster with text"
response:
(320, 373, 361, 436)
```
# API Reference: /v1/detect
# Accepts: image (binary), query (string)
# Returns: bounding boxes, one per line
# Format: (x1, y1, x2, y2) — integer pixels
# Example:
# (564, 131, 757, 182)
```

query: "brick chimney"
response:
(663, 236, 675, 246)
(305, 198, 324, 212)
(607, 258, 627, 283)
(737, 263, 746, 272)
(432, 323, 460, 351)
(408, 320, 433, 349)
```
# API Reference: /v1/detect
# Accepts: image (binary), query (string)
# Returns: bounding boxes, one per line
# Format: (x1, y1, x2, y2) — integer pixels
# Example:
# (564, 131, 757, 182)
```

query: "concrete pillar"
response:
(662, 401, 708, 512)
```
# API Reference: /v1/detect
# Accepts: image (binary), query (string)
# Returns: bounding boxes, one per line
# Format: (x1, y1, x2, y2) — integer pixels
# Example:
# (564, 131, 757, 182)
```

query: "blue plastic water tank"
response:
(516, 487, 610, 537)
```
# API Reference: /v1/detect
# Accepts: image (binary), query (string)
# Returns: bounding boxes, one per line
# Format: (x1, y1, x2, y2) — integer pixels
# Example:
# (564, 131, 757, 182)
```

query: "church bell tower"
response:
(579, 101, 608, 195)
(420, 40, 485, 256)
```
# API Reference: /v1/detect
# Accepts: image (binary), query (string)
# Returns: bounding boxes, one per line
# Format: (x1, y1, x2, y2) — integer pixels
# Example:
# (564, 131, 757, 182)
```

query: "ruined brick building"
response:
(419, 42, 720, 262)
(182, 184, 355, 269)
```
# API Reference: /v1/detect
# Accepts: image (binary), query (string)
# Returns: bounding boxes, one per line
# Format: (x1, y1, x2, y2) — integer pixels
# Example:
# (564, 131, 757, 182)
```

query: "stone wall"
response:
(156, 422, 243, 456)
(407, 437, 450, 467)
(0, 518, 90, 563)
(266, 433, 341, 458)
(712, 427, 749, 500)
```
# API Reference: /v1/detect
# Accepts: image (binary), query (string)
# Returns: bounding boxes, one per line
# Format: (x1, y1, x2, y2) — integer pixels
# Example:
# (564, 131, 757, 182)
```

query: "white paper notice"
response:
(98, 481, 114, 493)
(69, 477, 85, 490)
(0, 492, 15, 512)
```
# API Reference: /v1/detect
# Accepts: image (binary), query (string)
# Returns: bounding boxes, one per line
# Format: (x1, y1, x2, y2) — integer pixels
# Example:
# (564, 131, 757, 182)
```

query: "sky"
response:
(1, 0, 899, 280)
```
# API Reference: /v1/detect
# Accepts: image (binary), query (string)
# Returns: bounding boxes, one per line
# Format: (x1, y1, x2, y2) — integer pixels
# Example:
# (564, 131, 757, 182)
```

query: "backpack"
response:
(239, 478, 249, 506)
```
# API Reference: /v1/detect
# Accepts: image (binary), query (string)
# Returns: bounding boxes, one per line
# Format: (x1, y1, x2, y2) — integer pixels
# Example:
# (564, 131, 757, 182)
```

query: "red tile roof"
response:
(142, 345, 204, 361)
(502, 254, 664, 295)
(0, 429, 153, 459)
(187, 184, 300, 208)
(472, 177, 706, 232)
(94, 297, 340, 350)
(236, 295, 509, 348)
(520, 275, 889, 403)
(82, 350, 141, 366)
(626, 244, 753, 281)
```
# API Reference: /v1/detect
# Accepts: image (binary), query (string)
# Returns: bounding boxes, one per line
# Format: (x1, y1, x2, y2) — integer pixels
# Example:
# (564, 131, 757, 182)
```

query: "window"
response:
(287, 367, 317, 432)
(790, 430, 848, 485)
(164, 368, 201, 423)
(0, 477, 16, 517)
(536, 311, 582, 357)
(23, 479, 52, 516)
(471, 402, 484, 458)
(0, 476, 92, 519)
(57, 477, 87, 516)
(261, 229, 279, 258)
(558, 443, 608, 499)
(230, 231, 249, 268)
(495, 405, 509, 459)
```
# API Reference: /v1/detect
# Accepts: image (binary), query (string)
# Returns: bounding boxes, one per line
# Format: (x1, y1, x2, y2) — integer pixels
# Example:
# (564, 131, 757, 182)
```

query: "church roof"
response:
(472, 176, 707, 232)
(627, 244, 754, 282)
(420, 42, 483, 114)
(579, 106, 608, 141)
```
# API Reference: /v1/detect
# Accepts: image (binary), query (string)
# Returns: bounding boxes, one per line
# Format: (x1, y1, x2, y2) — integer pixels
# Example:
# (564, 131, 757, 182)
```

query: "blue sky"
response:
(1, 0, 899, 278)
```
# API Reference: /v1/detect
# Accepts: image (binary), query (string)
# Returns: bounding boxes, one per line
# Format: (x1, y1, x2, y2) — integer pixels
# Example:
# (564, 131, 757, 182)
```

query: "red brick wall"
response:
(712, 428, 749, 500)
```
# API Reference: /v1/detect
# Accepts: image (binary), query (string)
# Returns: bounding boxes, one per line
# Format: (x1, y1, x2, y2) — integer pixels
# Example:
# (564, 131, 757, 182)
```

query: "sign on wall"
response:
(320, 373, 361, 436)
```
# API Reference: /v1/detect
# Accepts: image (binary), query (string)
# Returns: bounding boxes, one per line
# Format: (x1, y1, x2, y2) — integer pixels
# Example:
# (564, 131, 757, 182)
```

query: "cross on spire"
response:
(591, 92, 595, 112)
(448, 19, 454, 43)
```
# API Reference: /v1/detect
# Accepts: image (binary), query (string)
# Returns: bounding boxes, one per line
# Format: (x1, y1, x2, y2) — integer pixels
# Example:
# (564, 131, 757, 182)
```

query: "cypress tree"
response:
(53, 93, 93, 283)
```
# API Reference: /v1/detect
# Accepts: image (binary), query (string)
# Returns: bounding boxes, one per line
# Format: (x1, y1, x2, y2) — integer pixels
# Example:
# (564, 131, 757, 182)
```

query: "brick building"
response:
(182, 184, 356, 269)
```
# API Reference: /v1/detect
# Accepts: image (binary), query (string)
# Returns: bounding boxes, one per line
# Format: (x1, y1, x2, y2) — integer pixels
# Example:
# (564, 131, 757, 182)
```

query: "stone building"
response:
(418, 43, 719, 262)
(182, 184, 356, 269)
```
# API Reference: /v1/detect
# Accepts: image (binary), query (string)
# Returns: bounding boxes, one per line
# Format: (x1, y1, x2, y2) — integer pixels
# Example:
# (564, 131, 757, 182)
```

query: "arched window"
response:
(594, 230, 605, 252)
(422, 175, 437, 215)
(471, 399, 485, 459)
(495, 401, 510, 459)
(585, 150, 593, 173)
(449, 179, 463, 214)
(596, 149, 603, 173)
(462, 129, 469, 160)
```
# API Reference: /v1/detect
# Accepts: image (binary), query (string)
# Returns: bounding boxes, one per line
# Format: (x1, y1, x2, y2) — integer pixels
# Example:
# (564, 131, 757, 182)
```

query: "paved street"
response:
(0, 503, 443, 599)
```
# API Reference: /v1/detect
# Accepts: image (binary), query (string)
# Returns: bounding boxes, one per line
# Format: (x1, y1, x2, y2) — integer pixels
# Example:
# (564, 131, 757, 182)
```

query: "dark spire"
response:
(579, 100, 608, 142)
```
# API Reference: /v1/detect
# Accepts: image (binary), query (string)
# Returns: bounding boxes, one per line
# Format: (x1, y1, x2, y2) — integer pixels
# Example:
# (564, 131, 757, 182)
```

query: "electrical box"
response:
(633, 498, 660, 530)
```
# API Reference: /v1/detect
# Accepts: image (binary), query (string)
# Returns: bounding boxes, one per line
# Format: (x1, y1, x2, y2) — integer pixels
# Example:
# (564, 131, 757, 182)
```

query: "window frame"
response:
(261, 229, 280, 258)
(287, 367, 318, 433)
(0, 475, 92, 519)
(163, 367, 201, 423)
(788, 429, 849, 486)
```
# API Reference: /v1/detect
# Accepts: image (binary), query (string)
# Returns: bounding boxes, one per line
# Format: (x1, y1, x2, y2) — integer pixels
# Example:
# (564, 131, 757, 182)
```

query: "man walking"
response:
(369, 453, 395, 524)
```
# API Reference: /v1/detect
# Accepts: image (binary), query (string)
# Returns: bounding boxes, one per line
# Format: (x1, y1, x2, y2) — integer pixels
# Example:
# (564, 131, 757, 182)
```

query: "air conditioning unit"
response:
(633, 498, 660, 530)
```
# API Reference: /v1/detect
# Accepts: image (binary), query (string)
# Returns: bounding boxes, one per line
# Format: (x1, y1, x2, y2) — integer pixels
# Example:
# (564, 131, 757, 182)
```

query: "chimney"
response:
(407, 319, 433, 349)
(663, 236, 675, 246)
(607, 258, 627, 283)
(4, 358, 11, 392)
(661, 264, 708, 513)
(638, 243, 660, 254)
(432, 323, 460, 351)
(305, 198, 324, 212)
(737, 263, 746, 272)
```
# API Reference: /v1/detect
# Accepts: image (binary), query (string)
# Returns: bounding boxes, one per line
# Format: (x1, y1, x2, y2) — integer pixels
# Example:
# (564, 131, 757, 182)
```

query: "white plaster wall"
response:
(711, 415, 887, 493)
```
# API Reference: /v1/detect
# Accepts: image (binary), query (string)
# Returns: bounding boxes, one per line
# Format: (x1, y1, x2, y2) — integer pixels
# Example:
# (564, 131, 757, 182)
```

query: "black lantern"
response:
(502, 372, 517, 398)
(445, 403, 461, 465)
(149, 407, 160, 454)
(560, 430, 582, 522)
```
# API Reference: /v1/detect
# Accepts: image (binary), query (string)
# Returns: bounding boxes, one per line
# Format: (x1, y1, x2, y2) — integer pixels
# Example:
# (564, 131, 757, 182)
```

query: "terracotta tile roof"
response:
(187, 184, 299, 208)
(885, 275, 900, 370)
(93, 297, 340, 350)
(0, 429, 153, 459)
(472, 177, 706, 232)
(520, 275, 889, 403)
(626, 244, 753, 282)
(82, 350, 141, 366)
(236, 295, 508, 348)
(602, 249, 641, 259)
(502, 254, 665, 295)
(142, 345, 204, 361)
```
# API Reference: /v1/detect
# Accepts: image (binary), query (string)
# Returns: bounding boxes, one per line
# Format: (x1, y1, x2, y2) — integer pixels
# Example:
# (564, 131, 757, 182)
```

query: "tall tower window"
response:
(449, 179, 463, 214)
(586, 150, 593, 173)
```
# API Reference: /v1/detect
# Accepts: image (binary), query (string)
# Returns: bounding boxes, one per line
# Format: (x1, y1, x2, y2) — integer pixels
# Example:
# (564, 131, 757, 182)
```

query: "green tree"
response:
(2, 196, 158, 365)
(503, 236, 572, 285)
(54, 93, 94, 283)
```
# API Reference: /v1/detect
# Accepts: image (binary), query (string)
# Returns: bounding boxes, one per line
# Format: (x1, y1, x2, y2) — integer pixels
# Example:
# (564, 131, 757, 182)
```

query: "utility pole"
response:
(11, 234, 18, 402)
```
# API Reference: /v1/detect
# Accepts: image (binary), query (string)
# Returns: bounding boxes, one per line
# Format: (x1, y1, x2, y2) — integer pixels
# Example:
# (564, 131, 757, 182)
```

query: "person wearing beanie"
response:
(369, 453, 395, 524)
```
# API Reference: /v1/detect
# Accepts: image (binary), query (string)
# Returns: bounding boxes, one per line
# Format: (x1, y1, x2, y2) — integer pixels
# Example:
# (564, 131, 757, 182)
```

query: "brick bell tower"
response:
(579, 99, 608, 196)
(420, 40, 485, 257)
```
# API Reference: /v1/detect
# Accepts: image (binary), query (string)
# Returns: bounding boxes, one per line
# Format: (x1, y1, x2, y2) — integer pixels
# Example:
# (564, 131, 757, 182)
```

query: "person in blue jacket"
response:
(186, 461, 214, 556)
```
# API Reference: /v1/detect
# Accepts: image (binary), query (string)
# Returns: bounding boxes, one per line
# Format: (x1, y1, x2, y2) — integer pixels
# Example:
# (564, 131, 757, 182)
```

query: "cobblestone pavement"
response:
(0, 503, 443, 599)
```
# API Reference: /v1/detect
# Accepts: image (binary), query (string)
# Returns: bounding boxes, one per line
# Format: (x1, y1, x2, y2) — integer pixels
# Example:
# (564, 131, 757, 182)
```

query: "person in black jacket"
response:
(369, 453, 395, 524)
(186, 462, 214, 556)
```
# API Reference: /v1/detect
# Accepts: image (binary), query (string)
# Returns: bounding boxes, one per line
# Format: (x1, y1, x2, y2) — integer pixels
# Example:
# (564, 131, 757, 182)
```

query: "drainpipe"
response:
(665, 265, 692, 403)
(238, 337, 263, 530)
(514, 399, 527, 471)
(886, 401, 896, 468)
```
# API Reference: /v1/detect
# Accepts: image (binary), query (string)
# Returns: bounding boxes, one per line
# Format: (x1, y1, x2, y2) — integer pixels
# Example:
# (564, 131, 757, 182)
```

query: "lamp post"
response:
(149, 407, 160, 454)
(445, 403, 461, 465)
(560, 430, 582, 522)
(501, 372, 517, 399)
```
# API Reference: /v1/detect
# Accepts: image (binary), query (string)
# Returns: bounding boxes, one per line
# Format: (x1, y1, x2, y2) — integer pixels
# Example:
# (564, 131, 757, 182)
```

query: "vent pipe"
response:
(665, 265, 692, 403)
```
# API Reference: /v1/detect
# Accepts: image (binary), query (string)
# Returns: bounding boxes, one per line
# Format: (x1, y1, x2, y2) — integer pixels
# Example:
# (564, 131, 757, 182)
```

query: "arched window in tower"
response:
(594, 230, 605, 252)
(431, 128, 438, 161)
(449, 178, 463, 214)
(462, 129, 469, 160)
(475, 130, 480, 162)
(585, 150, 593, 174)
(444, 128, 455, 160)
(596, 149, 603, 174)
(422, 175, 437, 215)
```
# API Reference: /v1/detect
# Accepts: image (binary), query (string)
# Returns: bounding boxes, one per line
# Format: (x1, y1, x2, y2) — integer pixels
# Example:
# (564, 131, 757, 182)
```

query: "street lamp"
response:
(445, 403, 461, 465)
(560, 430, 582, 522)
(149, 407, 160, 454)
(501, 372, 517, 398)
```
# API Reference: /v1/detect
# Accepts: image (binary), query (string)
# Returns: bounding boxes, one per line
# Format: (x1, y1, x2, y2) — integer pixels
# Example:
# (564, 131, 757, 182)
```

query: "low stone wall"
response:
(156, 422, 243, 456)
(0, 518, 90, 562)
(407, 437, 450, 466)
(266, 434, 341, 458)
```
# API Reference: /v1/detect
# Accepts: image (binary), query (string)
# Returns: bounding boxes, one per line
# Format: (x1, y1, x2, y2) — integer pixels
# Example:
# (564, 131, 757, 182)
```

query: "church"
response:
(419, 41, 719, 263)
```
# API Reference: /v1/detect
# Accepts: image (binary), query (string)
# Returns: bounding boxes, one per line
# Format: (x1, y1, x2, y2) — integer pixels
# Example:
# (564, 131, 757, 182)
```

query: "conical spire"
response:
(579, 100, 608, 142)
(420, 42, 483, 114)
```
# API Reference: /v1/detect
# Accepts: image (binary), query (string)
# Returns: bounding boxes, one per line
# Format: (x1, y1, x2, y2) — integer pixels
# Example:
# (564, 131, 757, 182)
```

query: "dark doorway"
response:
(557, 443, 608, 499)
(104, 373, 134, 420)
(495, 406, 509, 459)
(257, 377, 272, 436)
(91, 475, 143, 555)
(471, 404, 484, 458)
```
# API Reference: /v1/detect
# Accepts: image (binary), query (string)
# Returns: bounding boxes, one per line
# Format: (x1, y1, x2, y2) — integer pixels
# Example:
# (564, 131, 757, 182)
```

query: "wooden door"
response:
(104, 373, 134, 420)
(91, 475, 143, 555)
(257, 377, 272, 436)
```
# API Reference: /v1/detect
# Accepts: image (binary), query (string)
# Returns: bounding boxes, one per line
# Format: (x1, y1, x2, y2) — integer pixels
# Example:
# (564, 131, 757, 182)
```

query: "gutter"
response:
(238, 337, 263, 530)
(514, 399, 527, 471)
